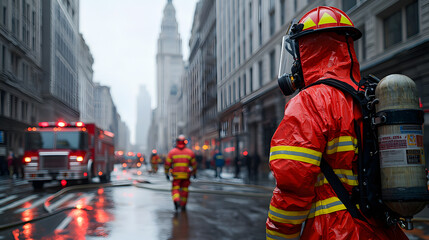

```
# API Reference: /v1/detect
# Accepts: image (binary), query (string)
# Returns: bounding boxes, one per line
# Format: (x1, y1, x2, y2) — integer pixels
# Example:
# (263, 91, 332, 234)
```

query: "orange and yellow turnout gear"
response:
(150, 151, 160, 173)
(266, 6, 407, 240)
(165, 135, 197, 211)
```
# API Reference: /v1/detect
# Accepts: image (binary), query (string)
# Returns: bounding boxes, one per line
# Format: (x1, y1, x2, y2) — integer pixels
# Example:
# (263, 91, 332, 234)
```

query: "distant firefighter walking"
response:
(165, 135, 197, 211)
(150, 150, 160, 173)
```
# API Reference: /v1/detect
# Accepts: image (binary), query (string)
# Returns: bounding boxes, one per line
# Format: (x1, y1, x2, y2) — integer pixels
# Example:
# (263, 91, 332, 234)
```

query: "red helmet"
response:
(277, 6, 361, 96)
(291, 6, 361, 40)
(176, 135, 187, 149)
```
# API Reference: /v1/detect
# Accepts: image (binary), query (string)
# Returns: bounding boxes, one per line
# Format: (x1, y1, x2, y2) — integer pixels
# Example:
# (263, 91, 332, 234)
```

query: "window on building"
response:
(294, 0, 297, 12)
(383, 10, 402, 49)
(2, 7, 6, 25)
(243, 40, 246, 60)
(229, 85, 232, 105)
(406, 1, 419, 38)
(233, 81, 236, 102)
(238, 77, 241, 98)
(250, 67, 253, 92)
(0, 90, 5, 116)
(258, 0, 262, 46)
(249, 32, 253, 54)
(1, 46, 5, 70)
(11, 52, 19, 76)
(383, 1, 419, 49)
(270, 50, 276, 80)
(280, 0, 285, 26)
(243, 73, 247, 96)
(249, 1, 252, 20)
(355, 25, 366, 61)
(269, 1, 275, 36)
(342, 0, 357, 12)
(258, 60, 263, 87)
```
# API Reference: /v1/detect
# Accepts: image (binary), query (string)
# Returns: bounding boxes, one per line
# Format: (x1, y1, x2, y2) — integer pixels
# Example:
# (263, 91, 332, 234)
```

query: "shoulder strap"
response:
(320, 158, 366, 221)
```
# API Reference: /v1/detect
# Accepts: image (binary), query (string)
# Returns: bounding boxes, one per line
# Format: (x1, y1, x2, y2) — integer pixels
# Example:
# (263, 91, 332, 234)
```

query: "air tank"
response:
(375, 74, 428, 223)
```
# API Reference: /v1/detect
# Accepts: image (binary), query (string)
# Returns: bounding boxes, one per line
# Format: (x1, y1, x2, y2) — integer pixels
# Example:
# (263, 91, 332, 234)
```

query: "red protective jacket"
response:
(165, 147, 197, 180)
(266, 32, 408, 239)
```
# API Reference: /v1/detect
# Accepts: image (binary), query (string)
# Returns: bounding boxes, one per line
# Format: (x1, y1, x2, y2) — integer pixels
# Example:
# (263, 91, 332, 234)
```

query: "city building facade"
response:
(135, 85, 151, 154)
(40, 0, 80, 121)
(185, 1, 203, 157)
(78, 34, 94, 123)
(183, 0, 218, 165)
(0, 0, 43, 157)
(93, 83, 115, 132)
(154, 0, 185, 154)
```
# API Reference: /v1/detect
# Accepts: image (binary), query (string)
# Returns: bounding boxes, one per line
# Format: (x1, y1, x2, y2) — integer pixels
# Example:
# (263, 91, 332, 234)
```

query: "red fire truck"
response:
(23, 121, 115, 189)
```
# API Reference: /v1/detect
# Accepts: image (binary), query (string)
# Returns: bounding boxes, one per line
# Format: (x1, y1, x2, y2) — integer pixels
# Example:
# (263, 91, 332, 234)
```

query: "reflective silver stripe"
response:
(326, 141, 355, 150)
(270, 150, 321, 162)
(309, 200, 343, 215)
(266, 233, 299, 240)
(269, 209, 307, 221)
(336, 173, 357, 181)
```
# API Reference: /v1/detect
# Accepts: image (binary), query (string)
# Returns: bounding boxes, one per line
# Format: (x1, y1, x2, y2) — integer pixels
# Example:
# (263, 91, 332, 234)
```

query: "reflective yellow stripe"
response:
(315, 169, 358, 187)
(183, 187, 188, 192)
(174, 163, 189, 167)
(269, 146, 322, 166)
(326, 136, 358, 154)
(172, 155, 191, 159)
(181, 197, 187, 201)
(166, 158, 172, 163)
(172, 186, 180, 190)
(307, 197, 347, 218)
(173, 172, 189, 178)
(268, 205, 309, 224)
(266, 229, 300, 240)
(172, 193, 180, 199)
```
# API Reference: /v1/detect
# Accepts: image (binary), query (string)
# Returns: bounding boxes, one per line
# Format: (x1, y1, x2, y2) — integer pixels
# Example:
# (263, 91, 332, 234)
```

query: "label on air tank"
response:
(379, 130, 424, 168)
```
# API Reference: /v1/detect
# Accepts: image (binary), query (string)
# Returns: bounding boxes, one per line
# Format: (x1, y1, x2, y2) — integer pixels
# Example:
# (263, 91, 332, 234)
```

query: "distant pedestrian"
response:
(213, 150, 225, 178)
(245, 153, 252, 180)
(0, 147, 6, 176)
(7, 151, 14, 178)
(234, 154, 242, 178)
(252, 153, 261, 181)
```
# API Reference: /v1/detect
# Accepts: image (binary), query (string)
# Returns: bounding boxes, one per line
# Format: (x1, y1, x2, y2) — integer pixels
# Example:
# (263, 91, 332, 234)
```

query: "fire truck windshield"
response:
(25, 131, 88, 150)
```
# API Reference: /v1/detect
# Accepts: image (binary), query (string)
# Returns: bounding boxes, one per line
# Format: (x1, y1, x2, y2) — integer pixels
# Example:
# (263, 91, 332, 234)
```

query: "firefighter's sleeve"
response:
(165, 152, 173, 174)
(190, 152, 197, 176)
(266, 91, 327, 240)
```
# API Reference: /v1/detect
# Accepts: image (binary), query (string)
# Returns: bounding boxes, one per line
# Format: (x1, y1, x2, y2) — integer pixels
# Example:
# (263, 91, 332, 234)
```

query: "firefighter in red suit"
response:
(266, 6, 408, 240)
(165, 135, 197, 211)
(150, 150, 160, 173)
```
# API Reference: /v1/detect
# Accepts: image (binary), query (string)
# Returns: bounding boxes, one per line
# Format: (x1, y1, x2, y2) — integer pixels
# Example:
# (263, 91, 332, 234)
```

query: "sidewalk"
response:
(197, 168, 276, 189)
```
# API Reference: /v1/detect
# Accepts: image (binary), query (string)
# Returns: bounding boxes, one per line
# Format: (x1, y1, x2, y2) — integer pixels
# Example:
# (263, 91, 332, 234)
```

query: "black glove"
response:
(166, 174, 170, 181)
(193, 174, 197, 179)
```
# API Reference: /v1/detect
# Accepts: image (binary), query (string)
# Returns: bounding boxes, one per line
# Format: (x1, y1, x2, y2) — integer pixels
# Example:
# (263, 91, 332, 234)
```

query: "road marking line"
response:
(15, 195, 50, 213)
(55, 193, 96, 232)
(55, 214, 74, 231)
(0, 195, 17, 205)
(15, 181, 28, 186)
(47, 193, 76, 211)
(66, 193, 95, 208)
(0, 195, 38, 213)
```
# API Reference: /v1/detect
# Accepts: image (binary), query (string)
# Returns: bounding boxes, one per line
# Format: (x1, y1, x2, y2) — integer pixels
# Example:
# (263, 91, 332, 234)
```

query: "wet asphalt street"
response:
(0, 166, 272, 240)
(0, 165, 428, 239)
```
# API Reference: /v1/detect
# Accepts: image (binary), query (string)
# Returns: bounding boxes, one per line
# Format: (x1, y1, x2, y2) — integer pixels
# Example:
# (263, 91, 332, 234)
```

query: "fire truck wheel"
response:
(32, 181, 44, 190)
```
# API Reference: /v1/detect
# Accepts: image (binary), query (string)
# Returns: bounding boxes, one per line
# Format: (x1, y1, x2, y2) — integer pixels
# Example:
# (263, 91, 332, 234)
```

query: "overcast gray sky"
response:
(80, 0, 198, 144)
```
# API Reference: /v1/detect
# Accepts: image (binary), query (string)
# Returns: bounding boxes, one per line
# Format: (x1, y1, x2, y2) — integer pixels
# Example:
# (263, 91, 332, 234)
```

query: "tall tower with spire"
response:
(155, 0, 184, 153)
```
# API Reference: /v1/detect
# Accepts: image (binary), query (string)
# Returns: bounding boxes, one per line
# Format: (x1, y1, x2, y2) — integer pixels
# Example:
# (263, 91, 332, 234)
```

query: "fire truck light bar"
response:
(104, 131, 114, 138)
(38, 121, 87, 128)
